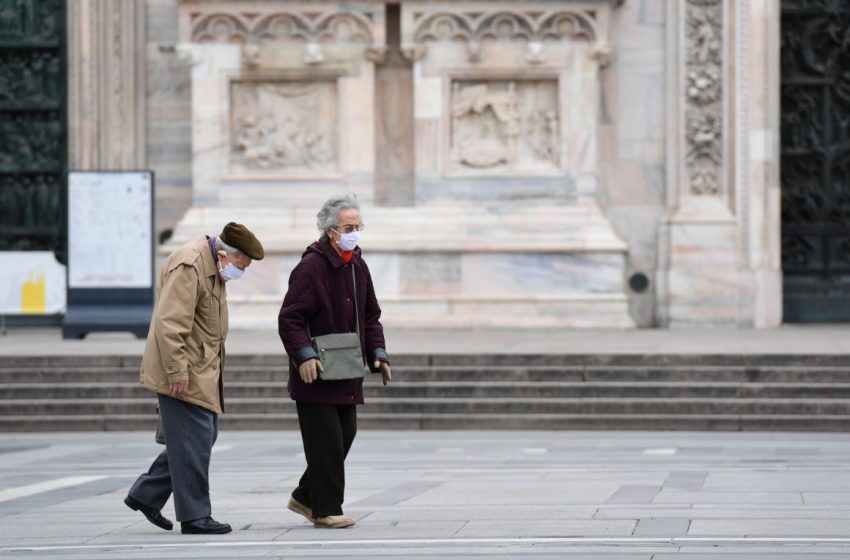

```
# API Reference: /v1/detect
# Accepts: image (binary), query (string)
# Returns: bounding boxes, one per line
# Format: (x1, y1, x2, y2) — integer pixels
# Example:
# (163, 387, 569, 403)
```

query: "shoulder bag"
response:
(307, 264, 368, 381)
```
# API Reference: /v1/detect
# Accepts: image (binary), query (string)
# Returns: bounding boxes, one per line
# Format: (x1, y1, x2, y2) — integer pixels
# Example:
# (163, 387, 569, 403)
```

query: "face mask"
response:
(334, 230, 360, 251)
(219, 263, 244, 282)
(217, 252, 244, 282)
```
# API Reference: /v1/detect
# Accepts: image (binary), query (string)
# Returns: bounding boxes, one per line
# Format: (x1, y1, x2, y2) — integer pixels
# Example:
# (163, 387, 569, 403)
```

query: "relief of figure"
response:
(528, 110, 560, 165)
(231, 81, 337, 174)
(450, 81, 520, 168)
(450, 80, 560, 174)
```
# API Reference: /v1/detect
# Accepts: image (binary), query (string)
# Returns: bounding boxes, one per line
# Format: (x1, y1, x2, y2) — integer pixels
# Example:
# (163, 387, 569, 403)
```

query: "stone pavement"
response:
(2, 430, 850, 559)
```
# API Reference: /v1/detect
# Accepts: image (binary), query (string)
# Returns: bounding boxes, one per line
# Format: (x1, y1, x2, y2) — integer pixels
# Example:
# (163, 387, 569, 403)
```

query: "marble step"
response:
(6, 382, 850, 400)
(2, 364, 849, 383)
(3, 397, 850, 416)
(1, 413, 849, 432)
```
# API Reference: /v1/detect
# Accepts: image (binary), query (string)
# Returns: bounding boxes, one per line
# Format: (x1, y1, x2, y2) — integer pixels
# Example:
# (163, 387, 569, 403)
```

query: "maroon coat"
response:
(278, 240, 388, 405)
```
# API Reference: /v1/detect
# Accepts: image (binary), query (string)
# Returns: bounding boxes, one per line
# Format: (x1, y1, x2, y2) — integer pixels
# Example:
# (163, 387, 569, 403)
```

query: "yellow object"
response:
(21, 271, 46, 314)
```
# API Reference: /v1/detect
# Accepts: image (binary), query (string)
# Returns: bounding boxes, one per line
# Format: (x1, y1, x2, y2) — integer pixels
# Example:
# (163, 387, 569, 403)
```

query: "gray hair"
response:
(215, 236, 242, 257)
(316, 193, 360, 241)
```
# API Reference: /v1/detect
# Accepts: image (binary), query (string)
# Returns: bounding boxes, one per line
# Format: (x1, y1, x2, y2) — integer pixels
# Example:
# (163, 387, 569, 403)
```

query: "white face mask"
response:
(218, 262, 244, 282)
(217, 252, 245, 282)
(334, 230, 360, 251)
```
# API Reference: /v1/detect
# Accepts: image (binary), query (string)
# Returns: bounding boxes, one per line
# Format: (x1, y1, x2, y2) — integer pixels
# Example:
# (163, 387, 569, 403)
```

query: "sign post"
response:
(62, 171, 154, 339)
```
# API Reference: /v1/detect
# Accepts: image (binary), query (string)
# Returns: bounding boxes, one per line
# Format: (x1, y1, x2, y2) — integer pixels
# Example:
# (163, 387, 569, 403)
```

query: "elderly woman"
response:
(278, 193, 391, 529)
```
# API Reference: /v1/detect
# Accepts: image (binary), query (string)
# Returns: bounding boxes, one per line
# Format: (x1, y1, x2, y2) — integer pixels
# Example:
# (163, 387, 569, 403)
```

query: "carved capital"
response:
(304, 42, 324, 65)
(590, 41, 613, 67)
(525, 41, 546, 65)
(241, 44, 260, 68)
(364, 45, 388, 64)
(400, 44, 428, 62)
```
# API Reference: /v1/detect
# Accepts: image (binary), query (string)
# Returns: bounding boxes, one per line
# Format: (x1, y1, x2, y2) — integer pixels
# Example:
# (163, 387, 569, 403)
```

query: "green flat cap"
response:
(220, 222, 264, 260)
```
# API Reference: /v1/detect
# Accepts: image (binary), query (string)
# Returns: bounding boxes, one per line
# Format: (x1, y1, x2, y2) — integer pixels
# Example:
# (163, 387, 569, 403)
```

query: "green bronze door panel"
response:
(781, 1, 850, 322)
(0, 0, 66, 255)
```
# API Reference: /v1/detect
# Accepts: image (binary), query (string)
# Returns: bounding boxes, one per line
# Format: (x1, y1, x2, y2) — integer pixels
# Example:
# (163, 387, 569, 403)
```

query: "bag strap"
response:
(351, 263, 360, 339)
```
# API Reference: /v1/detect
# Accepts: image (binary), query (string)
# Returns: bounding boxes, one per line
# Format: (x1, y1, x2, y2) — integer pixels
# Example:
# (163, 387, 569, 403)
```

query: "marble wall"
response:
(64, 0, 782, 329)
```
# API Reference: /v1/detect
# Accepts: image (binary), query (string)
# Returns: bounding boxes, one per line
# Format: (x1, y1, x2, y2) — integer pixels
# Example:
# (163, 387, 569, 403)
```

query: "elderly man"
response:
(125, 222, 263, 535)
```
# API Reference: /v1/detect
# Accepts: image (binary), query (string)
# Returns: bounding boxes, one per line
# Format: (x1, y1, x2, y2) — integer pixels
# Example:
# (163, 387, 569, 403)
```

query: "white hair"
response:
(215, 236, 242, 256)
(316, 193, 360, 241)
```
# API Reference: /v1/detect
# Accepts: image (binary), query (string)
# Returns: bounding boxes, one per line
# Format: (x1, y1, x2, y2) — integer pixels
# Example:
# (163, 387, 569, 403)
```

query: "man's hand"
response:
(170, 381, 188, 396)
(374, 361, 391, 386)
(299, 358, 323, 383)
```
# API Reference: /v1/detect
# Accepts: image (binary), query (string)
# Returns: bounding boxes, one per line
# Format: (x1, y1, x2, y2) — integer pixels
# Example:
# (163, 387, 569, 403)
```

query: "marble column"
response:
(67, 0, 147, 169)
(657, 0, 781, 327)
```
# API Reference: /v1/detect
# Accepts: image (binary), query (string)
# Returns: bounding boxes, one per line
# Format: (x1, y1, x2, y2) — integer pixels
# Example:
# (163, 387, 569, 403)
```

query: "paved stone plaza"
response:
(1, 430, 850, 559)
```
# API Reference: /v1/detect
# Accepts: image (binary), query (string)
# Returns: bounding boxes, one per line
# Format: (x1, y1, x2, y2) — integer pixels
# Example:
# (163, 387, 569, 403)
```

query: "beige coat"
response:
(140, 237, 229, 414)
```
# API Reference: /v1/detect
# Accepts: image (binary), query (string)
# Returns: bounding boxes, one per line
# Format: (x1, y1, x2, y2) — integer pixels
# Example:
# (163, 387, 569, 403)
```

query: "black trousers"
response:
(291, 402, 357, 518)
(128, 394, 218, 522)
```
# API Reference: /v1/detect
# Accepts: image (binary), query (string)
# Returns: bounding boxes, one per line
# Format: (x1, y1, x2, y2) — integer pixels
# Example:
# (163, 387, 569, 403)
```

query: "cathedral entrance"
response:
(781, 1, 850, 322)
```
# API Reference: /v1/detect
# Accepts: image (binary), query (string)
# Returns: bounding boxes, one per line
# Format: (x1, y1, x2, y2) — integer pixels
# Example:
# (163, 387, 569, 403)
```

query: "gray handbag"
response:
(308, 264, 368, 381)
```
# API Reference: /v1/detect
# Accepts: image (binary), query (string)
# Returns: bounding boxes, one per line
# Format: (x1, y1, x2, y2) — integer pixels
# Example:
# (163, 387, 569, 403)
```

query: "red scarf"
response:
(340, 250, 353, 263)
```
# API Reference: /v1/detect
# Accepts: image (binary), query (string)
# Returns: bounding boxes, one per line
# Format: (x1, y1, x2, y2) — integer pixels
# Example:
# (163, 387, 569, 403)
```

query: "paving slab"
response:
(2, 431, 850, 558)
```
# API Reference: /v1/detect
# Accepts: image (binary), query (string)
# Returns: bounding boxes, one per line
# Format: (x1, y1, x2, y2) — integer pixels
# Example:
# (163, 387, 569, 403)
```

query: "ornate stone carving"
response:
(400, 44, 428, 62)
(412, 9, 600, 64)
(186, 5, 378, 51)
(449, 80, 560, 176)
(684, 0, 723, 196)
(241, 44, 260, 68)
(229, 81, 337, 175)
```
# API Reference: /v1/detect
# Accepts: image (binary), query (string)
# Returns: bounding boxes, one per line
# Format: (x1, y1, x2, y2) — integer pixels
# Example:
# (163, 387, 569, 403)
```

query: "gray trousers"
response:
(128, 394, 218, 522)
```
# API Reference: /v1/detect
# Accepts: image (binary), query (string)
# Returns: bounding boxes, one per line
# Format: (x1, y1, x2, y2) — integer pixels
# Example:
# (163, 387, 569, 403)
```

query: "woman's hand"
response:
(375, 361, 392, 386)
(299, 358, 323, 383)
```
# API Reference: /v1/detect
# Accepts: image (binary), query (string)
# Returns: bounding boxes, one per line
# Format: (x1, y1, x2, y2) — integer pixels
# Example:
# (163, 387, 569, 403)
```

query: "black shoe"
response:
(124, 495, 173, 531)
(181, 517, 232, 534)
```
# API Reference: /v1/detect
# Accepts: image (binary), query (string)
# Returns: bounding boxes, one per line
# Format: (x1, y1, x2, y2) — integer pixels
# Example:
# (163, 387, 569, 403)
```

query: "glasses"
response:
(333, 223, 365, 234)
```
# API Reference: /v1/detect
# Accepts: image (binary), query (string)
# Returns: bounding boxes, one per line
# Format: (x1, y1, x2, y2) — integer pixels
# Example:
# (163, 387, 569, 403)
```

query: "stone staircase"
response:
(1, 353, 849, 432)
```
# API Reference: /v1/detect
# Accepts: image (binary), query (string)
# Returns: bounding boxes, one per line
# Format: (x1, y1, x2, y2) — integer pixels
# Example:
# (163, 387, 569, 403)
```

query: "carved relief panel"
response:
(229, 80, 338, 176)
(448, 79, 560, 176)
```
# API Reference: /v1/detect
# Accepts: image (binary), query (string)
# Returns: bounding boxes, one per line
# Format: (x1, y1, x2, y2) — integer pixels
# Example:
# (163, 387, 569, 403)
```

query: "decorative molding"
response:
(411, 8, 606, 64)
(183, 3, 385, 63)
(684, 0, 723, 196)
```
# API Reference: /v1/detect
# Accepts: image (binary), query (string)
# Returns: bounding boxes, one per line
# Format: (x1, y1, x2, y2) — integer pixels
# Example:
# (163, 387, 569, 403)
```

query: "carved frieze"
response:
(189, 10, 375, 44)
(183, 3, 384, 64)
(411, 8, 609, 65)
(684, 0, 723, 196)
(229, 80, 338, 176)
(449, 80, 560, 176)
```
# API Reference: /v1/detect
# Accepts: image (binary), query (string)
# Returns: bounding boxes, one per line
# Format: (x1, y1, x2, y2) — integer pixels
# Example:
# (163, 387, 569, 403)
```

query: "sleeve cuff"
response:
(292, 345, 319, 366)
(368, 348, 389, 372)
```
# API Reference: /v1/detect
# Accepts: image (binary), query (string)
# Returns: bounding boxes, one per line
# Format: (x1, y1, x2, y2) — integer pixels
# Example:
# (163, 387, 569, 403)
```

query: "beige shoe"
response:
(313, 515, 356, 529)
(287, 497, 313, 523)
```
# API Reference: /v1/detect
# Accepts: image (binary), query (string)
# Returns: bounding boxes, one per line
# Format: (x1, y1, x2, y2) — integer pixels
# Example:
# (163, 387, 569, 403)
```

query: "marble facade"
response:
(65, 0, 783, 329)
